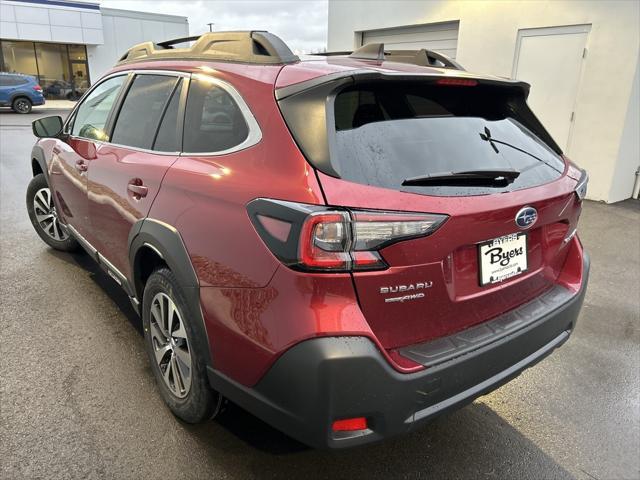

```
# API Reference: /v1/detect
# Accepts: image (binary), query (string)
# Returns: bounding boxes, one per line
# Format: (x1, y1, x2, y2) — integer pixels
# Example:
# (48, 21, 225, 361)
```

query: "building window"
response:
(0, 40, 90, 100)
(34, 43, 71, 100)
(1, 40, 38, 77)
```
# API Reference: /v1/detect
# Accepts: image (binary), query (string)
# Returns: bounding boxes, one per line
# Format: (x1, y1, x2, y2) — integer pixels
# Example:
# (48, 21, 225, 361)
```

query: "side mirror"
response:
(32, 116, 64, 138)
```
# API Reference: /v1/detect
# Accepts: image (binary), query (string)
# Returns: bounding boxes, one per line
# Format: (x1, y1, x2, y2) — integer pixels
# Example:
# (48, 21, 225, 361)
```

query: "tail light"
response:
(248, 199, 447, 272)
(436, 78, 477, 87)
(574, 170, 588, 201)
(298, 211, 352, 270)
(33, 85, 43, 92)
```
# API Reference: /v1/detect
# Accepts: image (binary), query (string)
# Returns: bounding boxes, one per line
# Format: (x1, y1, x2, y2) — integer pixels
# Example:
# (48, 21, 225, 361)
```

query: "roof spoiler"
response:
(275, 69, 530, 101)
(314, 42, 465, 70)
(117, 31, 299, 66)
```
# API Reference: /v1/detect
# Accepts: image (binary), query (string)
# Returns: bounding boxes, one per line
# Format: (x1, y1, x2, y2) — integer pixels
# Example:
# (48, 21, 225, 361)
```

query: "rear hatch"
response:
(278, 72, 583, 350)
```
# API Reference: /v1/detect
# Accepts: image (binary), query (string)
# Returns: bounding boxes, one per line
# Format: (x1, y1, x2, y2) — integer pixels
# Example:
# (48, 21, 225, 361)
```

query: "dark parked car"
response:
(26, 31, 589, 448)
(0, 72, 45, 113)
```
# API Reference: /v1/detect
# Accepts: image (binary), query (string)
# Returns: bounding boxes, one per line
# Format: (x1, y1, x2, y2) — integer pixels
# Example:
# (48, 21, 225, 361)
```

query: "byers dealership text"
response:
(484, 245, 525, 267)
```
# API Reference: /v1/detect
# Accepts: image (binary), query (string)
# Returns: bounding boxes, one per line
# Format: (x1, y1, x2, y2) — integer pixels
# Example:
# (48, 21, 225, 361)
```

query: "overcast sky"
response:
(100, 0, 329, 53)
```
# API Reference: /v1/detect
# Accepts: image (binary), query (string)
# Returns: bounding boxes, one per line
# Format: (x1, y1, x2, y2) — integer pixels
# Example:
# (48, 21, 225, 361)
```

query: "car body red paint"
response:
(29, 37, 590, 448)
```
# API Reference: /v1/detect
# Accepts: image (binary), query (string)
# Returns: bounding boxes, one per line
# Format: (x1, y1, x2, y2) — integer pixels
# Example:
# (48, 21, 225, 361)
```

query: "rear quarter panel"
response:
(146, 64, 329, 384)
(148, 64, 325, 288)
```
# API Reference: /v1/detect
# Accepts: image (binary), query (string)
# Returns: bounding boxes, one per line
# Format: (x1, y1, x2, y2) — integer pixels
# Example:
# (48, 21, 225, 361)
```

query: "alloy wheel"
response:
(33, 187, 69, 241)
(150, 292, 192, 398)
(14, 99, 31, 113)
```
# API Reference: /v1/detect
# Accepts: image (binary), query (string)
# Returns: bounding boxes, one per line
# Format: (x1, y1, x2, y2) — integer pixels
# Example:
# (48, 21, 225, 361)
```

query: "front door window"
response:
(72, 75, 126, 141)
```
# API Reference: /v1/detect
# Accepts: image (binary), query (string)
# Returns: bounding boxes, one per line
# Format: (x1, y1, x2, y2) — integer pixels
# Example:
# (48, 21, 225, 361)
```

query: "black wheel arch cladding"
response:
(128, 218, 213, 370)
(31, 145, 49, 182)
(128, 218, 199, 298)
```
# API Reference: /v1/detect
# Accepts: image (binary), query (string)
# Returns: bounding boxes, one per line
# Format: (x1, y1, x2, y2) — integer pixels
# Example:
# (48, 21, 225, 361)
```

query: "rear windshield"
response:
(330, 82, 564, 196)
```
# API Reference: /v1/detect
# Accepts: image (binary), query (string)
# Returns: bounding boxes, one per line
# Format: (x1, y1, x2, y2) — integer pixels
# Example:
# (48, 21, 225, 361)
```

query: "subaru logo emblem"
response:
(515, 206, 537, 229)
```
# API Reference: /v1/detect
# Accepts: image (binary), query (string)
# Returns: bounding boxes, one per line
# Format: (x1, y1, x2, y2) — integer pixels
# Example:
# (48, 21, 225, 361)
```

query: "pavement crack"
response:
(579, 468, 600, 480)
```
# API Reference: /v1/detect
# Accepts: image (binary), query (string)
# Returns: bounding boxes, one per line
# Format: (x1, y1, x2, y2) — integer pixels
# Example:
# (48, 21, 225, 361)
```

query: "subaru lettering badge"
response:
(515, 206, 538, 229)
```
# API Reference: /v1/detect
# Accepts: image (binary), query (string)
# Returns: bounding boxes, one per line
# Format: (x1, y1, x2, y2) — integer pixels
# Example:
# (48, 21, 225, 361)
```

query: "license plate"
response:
(478, 233, 528, 286)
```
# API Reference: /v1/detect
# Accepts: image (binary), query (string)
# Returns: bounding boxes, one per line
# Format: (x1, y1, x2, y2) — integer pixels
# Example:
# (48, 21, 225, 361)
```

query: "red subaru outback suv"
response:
(26, 32, 589, 448)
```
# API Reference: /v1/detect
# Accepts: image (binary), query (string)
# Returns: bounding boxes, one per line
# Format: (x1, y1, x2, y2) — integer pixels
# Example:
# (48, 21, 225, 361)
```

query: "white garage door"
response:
(361, 21, 459, 59)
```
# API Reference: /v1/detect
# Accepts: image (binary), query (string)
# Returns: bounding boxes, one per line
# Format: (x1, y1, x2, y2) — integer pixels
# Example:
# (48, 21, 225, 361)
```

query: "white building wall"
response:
(1, 0, 188, 91)
(0, 0, 103, 45)
(328, 0, 640, 203)
(86, 8, 188, 83)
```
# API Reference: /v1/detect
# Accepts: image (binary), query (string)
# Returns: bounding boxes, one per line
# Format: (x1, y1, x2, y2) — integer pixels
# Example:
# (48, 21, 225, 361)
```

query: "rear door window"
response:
(183, 75, 249, 153)
(330, 82, 565, 196)
(111, 74, 179, 150)
(153, 79, 184, 152)
(0, 75, 27, 86)
(6, 75, 28, 86)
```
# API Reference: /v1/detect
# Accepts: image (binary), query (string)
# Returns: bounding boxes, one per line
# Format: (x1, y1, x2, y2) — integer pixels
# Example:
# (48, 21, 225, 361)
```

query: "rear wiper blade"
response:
(480, 126, 564, 174)
(402, 169, 520, 187)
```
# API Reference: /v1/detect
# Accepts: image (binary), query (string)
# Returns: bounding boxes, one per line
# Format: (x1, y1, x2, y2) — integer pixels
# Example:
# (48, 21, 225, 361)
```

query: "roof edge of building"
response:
(100, 7, 188, 24)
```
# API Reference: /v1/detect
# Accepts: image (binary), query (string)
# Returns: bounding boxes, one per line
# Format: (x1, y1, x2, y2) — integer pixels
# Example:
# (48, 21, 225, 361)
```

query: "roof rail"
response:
(312, 42, 465, 70)
(117, 31, 299, 66)
(383, 49, 465, 70)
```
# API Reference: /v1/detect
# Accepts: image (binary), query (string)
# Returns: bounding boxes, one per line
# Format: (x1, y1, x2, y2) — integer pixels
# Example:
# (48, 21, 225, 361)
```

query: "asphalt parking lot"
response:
(1, 109, 639, 480)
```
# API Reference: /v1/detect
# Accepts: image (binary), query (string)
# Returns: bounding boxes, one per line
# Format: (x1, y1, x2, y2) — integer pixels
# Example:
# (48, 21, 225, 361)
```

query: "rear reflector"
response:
(436, 78, 478, 87)
(332, 417, 368, 432)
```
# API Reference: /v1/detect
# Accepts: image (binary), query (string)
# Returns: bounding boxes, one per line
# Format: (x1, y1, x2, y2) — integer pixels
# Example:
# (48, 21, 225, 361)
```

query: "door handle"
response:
(75, 160, 88, 172)
(127, 182, 148, 198)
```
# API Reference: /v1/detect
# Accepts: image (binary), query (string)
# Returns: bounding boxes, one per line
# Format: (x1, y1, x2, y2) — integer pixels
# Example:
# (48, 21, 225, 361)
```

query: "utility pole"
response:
(207, 23, 214, 32)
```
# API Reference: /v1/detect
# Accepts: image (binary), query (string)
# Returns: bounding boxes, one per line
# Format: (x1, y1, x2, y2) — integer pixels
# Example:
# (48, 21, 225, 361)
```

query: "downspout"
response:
(633, 166, 640, 200)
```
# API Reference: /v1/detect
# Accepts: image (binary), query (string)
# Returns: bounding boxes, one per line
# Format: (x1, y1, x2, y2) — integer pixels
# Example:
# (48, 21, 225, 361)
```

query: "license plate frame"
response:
(478, 232, 529, 286)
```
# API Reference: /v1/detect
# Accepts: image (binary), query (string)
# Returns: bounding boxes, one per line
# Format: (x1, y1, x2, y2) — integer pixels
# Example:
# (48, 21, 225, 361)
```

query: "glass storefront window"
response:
(1, 40, 90, 100)
(68, 45, 87, 61)
(67, 44, 89, 98)
(34, 43, 72, 100)
(1, 40, 38, 77)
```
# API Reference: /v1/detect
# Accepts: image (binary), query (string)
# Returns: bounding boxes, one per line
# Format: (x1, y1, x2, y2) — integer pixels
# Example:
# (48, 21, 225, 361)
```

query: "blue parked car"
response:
(0, 73, 45, 113)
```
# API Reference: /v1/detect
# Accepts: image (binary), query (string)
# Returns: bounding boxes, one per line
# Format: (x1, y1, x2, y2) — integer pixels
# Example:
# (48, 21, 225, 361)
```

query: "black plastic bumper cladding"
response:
(207, 254, 590, 449)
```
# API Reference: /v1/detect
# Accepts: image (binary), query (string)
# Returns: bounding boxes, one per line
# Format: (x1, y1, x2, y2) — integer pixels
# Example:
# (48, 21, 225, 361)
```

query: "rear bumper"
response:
(208, 252, 590, 449)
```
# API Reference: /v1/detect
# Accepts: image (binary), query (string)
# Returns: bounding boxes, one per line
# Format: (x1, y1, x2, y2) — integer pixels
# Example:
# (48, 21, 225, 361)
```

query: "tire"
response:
(12, 96, 32, 114)
(26, 174, 79, 251)
(142, 267, 222, 423)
